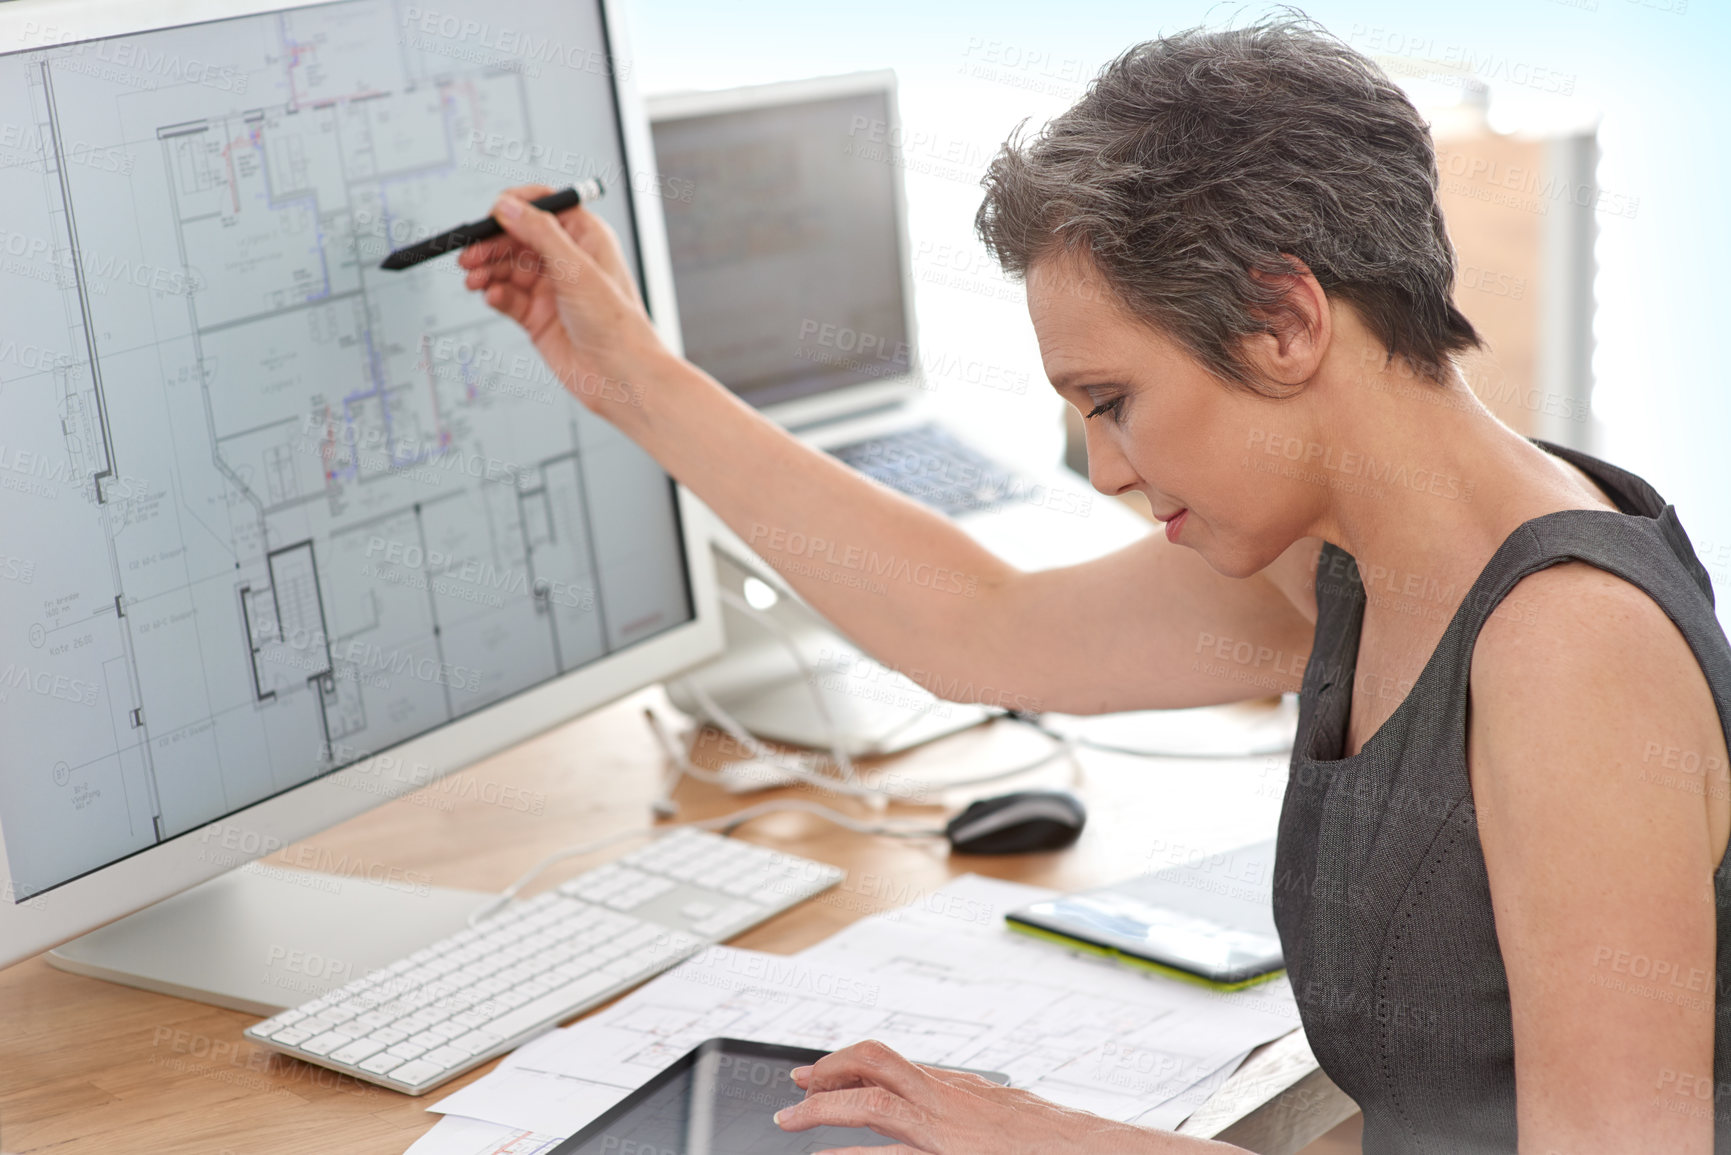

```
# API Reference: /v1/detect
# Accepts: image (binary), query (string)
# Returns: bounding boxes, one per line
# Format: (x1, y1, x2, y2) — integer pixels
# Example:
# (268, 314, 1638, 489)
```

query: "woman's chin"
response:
(1192, 536, 1272, 580)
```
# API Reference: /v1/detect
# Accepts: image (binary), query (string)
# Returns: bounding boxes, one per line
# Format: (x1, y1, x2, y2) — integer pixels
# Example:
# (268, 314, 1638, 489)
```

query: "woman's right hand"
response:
(457, 185, 682, 419)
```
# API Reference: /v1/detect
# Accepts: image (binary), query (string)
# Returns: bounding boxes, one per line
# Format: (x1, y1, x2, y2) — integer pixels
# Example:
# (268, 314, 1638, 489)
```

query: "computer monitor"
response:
(648, 72, 922, 433)
(0, 0, 721, 1002)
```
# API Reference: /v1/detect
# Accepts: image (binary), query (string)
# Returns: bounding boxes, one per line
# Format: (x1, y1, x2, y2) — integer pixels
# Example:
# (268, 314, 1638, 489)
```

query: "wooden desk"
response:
(0, 687, 1354, 1154)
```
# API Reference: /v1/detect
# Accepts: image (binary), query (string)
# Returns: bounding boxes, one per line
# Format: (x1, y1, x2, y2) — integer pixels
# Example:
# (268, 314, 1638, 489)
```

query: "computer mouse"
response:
(944, 789, 1087, 855)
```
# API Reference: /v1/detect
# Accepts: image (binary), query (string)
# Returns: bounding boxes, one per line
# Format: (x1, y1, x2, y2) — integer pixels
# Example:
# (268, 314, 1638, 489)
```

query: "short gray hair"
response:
(975, 13, 1481, 392)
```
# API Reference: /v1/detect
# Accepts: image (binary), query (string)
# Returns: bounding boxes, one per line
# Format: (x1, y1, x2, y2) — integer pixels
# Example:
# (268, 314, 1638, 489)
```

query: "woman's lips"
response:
(1164, 508, 1189, 543)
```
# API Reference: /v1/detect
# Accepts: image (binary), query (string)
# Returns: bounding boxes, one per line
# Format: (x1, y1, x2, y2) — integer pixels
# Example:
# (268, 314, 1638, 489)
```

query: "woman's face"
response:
(1026, 253, 1325, 579)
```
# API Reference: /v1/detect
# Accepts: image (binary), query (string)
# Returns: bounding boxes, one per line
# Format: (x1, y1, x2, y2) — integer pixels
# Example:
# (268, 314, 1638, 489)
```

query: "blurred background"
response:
(632, 0, 1731, 627)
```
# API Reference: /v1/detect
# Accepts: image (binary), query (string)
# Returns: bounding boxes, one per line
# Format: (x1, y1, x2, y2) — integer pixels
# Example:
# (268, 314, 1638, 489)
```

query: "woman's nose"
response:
(1082, 425, 1140, 497)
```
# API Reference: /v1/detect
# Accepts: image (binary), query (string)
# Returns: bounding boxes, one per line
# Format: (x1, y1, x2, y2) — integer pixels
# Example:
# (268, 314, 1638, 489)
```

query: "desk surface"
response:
(0, 687, 1353, 1155)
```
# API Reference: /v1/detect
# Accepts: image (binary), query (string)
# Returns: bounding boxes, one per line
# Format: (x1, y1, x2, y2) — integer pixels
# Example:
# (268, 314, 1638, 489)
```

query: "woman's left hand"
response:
(774, 1040, 1231, 1154)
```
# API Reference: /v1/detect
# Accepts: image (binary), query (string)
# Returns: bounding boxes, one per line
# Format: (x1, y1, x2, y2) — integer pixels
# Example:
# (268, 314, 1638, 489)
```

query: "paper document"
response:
(404, 1114, 561, 1155)
(415, 874, 1297, 1148)
(430, 940, 1044, 1133)
(794, 875, 1298, 1126)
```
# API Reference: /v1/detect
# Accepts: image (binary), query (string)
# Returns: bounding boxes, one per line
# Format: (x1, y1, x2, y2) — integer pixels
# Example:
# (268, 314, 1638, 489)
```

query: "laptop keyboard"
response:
(828, 423, 1034, 517)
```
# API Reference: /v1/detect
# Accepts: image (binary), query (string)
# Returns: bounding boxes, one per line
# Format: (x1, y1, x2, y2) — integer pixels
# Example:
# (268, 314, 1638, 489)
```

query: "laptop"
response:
(646, 71, 1149, 574)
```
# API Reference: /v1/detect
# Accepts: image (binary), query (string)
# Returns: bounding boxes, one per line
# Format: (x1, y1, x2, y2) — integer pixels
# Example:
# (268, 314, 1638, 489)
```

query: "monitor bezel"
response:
(0, 0, 722, 968)
(647, 70, 925, 434)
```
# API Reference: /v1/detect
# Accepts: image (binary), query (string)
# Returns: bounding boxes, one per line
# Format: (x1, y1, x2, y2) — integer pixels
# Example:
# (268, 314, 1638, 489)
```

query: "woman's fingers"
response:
(561, 207, 640, 301)
(799, 1040, 934, 1101)
(775, 1085, 932, 1147)
(502, 182, 556, 202)
(461, 241, 539, 294)
(457, 188, 638, 305)
(490, 193, 602, 294)
(457, 185, 671, 416)
(482, 282, 533, 325)
(793, 1058, 987, 1095)
(457, 234, 515, 267)
(918, 1067, 1002, 1093)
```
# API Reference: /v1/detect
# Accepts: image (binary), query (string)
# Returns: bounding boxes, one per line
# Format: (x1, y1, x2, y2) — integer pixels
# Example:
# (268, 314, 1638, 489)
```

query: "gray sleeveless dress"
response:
(1274, 441, 1731, 1153)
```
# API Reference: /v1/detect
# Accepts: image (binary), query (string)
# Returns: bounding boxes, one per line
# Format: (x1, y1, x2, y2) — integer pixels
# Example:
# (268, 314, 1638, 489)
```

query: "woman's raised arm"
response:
(458, 188, 1314, 716)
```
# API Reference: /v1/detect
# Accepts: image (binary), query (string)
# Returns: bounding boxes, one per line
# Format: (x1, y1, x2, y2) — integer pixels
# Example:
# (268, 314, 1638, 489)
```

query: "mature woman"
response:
(458, 16, 1731, 1155)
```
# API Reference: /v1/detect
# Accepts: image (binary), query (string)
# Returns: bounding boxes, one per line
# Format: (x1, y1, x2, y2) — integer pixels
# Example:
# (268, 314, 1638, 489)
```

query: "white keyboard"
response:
(245, 828, 844, 1094)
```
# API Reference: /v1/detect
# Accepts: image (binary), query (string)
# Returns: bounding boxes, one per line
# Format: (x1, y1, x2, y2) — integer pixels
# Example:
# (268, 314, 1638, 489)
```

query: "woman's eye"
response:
(1084, 397, 1125, 422)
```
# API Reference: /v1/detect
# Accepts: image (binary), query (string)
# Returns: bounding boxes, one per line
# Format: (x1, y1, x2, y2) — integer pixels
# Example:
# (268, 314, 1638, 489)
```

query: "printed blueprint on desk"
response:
(0, 0, 691, 898)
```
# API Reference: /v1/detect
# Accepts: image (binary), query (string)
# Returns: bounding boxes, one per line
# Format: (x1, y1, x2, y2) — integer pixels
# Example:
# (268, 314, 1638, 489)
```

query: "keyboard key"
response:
(398, 1010, 445, 1033)
(587, 941, 630, 964)
(722, 872, 769, 897)
(269, 1026, 315, 1048)
(300, 1031, 355, 1057)
(693, 901, 763, 937)
(602, 945, 675, 979)
(386, 1059, 447, 1088)
(451, 1030, 502, 1056)
(420, 1044, 470, 1068)
(751, 883, 793, 905)
(359, 1052, 406, 1075)
(614, 924, 669, 951)
(330, 1038, 388, 1065)
(479, 972, 618, 1040)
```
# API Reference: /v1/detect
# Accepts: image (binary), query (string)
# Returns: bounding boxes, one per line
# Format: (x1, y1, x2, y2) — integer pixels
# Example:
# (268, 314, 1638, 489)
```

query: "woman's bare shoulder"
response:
(1470, 559, 1728, 846)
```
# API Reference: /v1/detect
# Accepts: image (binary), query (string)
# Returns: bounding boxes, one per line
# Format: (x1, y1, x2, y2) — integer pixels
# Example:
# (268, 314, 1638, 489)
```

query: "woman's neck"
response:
(1302, 360, 1615, 613)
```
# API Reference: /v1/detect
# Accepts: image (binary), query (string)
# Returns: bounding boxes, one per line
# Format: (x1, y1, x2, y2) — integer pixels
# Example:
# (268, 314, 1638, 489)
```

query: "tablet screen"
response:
(551, 1038, 897, 1154)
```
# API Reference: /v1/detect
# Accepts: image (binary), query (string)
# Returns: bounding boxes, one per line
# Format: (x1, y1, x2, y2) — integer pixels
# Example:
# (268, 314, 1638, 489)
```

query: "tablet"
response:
(548, 1038, 1008, 1155)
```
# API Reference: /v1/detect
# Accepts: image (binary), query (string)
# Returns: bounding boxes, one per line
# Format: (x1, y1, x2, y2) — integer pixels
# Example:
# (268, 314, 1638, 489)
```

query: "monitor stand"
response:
(47, 862, 490, 1015)
(665, 547, 990, 761)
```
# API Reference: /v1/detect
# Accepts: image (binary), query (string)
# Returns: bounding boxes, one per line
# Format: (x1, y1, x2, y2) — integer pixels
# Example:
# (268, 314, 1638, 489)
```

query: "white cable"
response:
(658, 690, 1079, 808)
(714, 586, 857, 782)
(467, 799, 945, 927)
(678, 678, 895, 803)
(643, 707, 694, 817)
(466, 824, 670, 927)
(677, 681, 1084, 801)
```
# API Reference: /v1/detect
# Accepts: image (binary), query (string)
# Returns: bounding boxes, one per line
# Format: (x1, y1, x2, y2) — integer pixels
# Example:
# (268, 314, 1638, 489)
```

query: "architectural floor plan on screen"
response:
(0, 1, 691, 899)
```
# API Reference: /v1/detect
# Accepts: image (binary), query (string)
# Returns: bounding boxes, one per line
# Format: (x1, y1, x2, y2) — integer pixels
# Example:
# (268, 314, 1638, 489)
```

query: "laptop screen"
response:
(651, 87, 912, 409)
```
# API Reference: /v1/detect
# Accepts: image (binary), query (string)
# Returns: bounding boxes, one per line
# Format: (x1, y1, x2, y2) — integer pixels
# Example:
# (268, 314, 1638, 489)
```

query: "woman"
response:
(458, 16, 1731, 1154)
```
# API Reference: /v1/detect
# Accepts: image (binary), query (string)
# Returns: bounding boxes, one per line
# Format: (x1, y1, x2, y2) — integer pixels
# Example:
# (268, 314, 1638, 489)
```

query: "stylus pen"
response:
(378, 178, 606, 270)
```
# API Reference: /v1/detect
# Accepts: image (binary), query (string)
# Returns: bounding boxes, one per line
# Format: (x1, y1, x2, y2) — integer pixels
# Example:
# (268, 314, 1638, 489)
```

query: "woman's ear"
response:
(1242, 256, 1331, 388)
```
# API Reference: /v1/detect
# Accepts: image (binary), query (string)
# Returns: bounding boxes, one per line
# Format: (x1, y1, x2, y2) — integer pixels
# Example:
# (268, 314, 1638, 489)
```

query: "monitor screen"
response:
(651, 88, 912, 409)
(0, 0, 693, 901)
